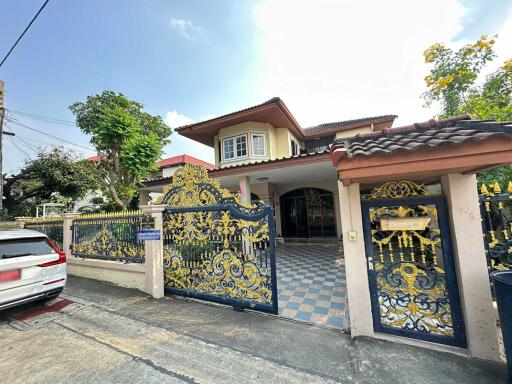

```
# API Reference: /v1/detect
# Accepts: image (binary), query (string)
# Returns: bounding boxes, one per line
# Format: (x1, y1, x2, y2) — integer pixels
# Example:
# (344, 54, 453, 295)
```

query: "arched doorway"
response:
(280, 188, 336, 238)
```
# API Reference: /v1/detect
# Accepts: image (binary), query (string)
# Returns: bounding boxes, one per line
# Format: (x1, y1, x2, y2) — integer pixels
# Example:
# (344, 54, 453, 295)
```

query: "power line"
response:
(0, 0, 51, 69)
(6, 108, 75, 126)
(14, 136, 39, 153)
(7, 136, 32, 159)
(4, 126, 59, 147)
(5, 118, 95, 152)
(7, 124, 90, 157)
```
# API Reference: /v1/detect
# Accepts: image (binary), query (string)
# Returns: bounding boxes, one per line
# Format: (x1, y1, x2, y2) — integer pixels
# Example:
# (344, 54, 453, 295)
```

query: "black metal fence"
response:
(71, 211, 154, 263)
(24, 217, 64, 250)
(480, 183, 512, 272)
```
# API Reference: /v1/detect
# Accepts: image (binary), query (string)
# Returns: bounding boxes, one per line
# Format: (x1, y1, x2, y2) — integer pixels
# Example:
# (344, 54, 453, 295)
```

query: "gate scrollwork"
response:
(363, 180, 466, 347)
(161, 164, 278, 313)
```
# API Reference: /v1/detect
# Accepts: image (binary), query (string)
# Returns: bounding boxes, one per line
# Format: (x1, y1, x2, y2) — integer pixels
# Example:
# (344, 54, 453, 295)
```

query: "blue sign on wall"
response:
(136, 230, 161, 241)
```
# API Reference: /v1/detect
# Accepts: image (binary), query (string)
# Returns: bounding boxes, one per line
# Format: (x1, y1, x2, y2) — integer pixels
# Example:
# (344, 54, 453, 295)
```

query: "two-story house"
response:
(144, 98, 396, 238)
(141, 97, 396, 240)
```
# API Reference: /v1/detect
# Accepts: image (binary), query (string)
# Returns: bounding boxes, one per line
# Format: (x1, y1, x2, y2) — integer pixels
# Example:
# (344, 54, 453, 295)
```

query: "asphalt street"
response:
(0, 276, 506, 383)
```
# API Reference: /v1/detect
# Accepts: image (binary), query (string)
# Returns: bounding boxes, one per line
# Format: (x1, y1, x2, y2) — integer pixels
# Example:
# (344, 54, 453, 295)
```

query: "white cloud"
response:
(164, 110, 215, 164)
(164, 110, 195, 128)
(170, 19, 204, 40)
(483, 7, 512, 78)
(253, 0, 472, 126)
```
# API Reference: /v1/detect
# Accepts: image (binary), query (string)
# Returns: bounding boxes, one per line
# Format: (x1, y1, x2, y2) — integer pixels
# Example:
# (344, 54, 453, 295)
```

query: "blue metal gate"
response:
(160, 164, 278, 314)
(361, 181, 466, 347)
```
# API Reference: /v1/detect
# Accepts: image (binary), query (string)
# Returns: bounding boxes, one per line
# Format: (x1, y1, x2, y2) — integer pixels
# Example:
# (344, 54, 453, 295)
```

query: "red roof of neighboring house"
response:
(87, 154, 214, 170)
(157, 154, 214, 169)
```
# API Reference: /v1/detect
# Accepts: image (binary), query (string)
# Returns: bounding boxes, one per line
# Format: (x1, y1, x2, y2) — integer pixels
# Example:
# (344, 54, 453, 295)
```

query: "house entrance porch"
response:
(209, 154, 342, 241)
(209, 158, 348, 328)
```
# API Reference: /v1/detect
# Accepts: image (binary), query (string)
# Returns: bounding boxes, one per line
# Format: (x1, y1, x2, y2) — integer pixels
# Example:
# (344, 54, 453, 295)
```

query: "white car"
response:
(0, 229, 66, 311)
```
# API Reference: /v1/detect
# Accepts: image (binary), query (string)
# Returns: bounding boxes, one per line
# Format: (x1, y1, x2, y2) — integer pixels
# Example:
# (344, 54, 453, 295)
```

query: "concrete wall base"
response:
(67, 257, 145, 291)
(370, 332, 472, 359)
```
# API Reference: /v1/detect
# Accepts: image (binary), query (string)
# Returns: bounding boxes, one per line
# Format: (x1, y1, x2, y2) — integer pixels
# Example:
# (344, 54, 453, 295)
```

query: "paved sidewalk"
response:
(0, 276, 506, 383)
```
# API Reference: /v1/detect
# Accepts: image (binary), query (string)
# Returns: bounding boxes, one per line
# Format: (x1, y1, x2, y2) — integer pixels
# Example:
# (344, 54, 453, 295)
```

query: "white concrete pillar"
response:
(338, 181, 374, 337)
(239, 176, 251, 204)
(141, 205, 165, 299)
(441, 174, 500, 361)
(63, 213, 79, 258)
(139, 190, 150, 206)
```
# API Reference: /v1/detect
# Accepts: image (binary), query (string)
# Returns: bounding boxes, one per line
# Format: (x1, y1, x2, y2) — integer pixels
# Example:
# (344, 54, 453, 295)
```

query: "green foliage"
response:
(70, 91, 171, 209)
(94, 107, 138, 150)
(423, 36, 498, 117)
(422, 36, 512, 187)
(3, 147, 97, 219)
(477, 167, 512, 191)
(465, 61, 512, 121)
(120, 133, 160, 180)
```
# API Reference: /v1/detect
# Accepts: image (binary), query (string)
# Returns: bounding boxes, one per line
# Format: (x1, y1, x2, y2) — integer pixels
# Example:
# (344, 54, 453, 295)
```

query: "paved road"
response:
(0, 277, 506, 383)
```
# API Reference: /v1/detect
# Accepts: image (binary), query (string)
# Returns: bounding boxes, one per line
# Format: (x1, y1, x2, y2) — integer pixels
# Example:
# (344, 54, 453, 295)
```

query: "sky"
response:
(0, 0, 511, 173)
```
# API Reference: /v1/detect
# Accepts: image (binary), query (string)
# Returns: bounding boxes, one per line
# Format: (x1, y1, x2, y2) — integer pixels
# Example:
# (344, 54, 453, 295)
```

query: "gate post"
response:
(63, 212, 79, 258)
(141, 205, 165, 299)
(441, 173, 500, 361)
(337, 180, 374, 337)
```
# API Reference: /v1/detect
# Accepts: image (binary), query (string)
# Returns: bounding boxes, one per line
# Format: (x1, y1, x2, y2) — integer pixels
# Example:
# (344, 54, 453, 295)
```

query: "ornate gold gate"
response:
(361, 181, 466, 347)
(160, 165, 278, 313)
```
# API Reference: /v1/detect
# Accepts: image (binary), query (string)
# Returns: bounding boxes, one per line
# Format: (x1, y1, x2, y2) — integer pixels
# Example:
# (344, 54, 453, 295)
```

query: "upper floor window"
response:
(252, 133, 266, 156)
(223, 134, 247, 161)
(304, 136, 334, 153)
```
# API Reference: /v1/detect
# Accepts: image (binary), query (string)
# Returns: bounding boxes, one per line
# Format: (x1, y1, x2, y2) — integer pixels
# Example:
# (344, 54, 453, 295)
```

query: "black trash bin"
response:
(491, 270, 512, 378)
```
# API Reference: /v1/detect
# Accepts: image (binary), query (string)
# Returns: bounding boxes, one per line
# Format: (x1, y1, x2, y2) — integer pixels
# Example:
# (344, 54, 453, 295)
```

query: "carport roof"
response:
(330, 116, 512, 185)
(331, 115, 512, 158)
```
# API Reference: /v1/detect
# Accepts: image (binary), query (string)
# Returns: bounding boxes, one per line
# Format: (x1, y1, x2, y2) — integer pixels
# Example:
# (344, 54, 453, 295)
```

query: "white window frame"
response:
(223, 137, 235, 161)
(251, 133, 267, 157)
(222, 134, 248, 162)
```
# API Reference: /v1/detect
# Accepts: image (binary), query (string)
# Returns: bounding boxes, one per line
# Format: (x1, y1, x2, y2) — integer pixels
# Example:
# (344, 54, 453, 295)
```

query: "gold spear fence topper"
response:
(479, 181, 512, 272)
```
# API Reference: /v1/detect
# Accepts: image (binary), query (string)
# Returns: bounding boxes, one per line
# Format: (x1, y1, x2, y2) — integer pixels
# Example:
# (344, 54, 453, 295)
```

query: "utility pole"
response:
(0, 80, 4, 215)
(0, 81, 15, 215)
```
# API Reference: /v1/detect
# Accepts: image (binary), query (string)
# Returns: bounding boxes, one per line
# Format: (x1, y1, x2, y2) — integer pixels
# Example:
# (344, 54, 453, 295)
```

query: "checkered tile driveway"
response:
(276, 242, 348, 329)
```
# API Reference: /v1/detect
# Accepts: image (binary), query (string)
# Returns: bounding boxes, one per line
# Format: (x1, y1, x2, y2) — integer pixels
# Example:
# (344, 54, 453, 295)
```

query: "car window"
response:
(0, 237, 56, 258)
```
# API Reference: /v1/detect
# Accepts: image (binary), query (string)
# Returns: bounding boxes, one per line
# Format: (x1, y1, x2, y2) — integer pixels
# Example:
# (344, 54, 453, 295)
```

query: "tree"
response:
(3, 147, 97, 218)
(422, 35, 512, 187)
(70, 91, 171, 209)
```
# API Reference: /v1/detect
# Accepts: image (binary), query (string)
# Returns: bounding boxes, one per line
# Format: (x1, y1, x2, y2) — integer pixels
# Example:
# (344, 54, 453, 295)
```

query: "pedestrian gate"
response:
(361, 181, 466, 347)
(161, 164, 278, 314)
